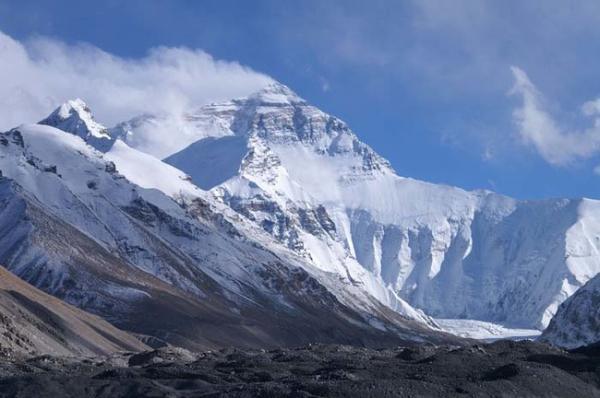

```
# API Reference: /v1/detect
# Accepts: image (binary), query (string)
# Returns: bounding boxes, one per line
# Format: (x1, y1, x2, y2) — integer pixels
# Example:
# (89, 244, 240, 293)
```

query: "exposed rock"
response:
(541, 274, 600, 348)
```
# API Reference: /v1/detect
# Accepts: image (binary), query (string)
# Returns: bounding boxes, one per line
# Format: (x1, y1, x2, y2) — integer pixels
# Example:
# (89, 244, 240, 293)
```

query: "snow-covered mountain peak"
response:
(33, 89, 600, 335)
(244, 82, 305, 105)
(57, 98, 89, 118)
(39, 99, 112, 151)
(158, 87, 600, 332)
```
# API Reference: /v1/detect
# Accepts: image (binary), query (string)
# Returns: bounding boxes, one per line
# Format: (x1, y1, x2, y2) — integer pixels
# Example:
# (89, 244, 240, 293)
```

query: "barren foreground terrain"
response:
(0, 341, 599, 397)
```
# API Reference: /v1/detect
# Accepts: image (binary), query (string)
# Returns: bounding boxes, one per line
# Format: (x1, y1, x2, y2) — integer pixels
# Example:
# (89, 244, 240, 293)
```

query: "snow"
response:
(165, 136, 248, 189)
(436, 319, 541, 341)
(246, 82, 304, 105)
(272, 142, 479, 224)
(105, 139, 202, 198)
(39, 99, 112, 152)
(56, 99, 110, 139)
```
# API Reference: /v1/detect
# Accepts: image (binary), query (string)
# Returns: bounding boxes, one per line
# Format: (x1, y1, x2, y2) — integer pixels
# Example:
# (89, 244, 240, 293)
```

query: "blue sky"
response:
(2, 0, 600, 199)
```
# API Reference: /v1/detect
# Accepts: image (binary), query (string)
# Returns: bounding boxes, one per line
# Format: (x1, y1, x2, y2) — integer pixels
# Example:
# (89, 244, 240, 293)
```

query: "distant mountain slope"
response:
(0, 266, 147, 356)
(0, 120, 455, 350)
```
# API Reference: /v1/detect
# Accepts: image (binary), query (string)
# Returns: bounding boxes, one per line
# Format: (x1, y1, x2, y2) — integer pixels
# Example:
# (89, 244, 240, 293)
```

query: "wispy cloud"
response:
(0, 31, 273, 130)
(510, 66, 600, 166)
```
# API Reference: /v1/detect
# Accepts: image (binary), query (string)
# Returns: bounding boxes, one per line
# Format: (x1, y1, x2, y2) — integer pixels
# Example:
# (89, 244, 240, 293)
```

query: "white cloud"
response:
(582, 99, 600, 116)
(510, 66, 600, 166)
(0, 31, 273, 130)
(481, 147, 493, 161)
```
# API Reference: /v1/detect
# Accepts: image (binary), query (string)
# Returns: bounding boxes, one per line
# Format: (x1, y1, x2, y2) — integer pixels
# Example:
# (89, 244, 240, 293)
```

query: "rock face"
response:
(0, 341, 600, 397)
(104, 83, 600, 330)
(0, 266, 147, 356)
(541, 274, 600, 348)
(0, 121, 455, 350)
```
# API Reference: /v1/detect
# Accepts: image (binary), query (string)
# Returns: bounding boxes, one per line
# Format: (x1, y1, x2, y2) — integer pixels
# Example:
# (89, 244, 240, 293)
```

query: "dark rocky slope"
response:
(0, 266, 147, 356)
(541, 273, 600, 349)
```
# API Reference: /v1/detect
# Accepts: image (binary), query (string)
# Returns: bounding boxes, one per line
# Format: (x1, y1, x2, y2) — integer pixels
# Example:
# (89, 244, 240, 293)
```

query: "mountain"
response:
(21, 82, 600, 346)
(0, 265, 147, 356)
(106, 82, 600, 331)
(39, 98, 113, 151)
(0, 118, 454, 350)
(540, 273, 600, 348)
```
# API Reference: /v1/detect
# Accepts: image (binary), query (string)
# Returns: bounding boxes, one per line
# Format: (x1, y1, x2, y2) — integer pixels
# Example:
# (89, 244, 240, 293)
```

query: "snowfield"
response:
(436, 319, 541, 341)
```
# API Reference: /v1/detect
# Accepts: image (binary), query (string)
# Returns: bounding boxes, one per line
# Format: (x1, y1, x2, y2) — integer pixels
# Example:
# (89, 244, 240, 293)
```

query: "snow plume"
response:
(510, 66, 600, 166)
(0, 31, 273, 130)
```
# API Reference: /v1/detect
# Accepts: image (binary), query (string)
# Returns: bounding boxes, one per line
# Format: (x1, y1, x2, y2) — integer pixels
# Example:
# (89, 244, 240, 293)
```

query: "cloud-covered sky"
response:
(510, 66, 600, 166)
(2, 0, 600, 199)
(0, 31, 271, 129)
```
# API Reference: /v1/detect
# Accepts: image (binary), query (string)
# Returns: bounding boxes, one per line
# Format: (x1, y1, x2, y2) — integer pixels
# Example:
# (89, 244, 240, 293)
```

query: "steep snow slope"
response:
(104, 139, 201, 198)
(0, 266, 147, 356)
(103, 83, 600, 330)
(0, 122, 452, 349)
